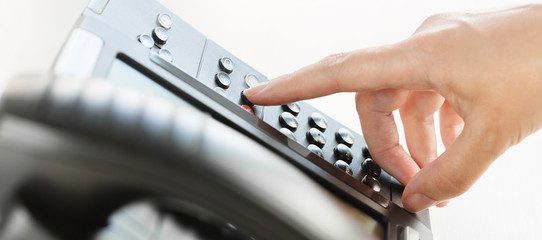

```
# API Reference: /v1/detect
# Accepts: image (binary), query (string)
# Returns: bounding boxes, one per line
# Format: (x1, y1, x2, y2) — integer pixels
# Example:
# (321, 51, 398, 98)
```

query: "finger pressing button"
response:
(240, 90, 254, 106)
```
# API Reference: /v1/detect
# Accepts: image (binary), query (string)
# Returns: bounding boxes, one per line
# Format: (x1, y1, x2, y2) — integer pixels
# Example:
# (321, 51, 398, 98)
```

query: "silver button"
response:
(213, 87, 227, 97)
(152, 27, 169, 46)
(244, 74, 260, 88)
(137, 34, 154, 48)
(158, 48, 173, 62)
(157, 13, 173, 30)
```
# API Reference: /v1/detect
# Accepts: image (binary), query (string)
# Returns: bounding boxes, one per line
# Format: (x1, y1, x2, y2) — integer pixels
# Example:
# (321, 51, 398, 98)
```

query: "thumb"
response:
(402, 119, 508, 212)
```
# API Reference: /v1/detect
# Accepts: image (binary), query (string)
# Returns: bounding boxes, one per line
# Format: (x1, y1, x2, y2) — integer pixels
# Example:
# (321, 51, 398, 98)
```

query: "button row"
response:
(214, 58, 264, 115)
(276, 101, 383, 194)
(214, 57, 262, 91)
(138, 13, 174, 63)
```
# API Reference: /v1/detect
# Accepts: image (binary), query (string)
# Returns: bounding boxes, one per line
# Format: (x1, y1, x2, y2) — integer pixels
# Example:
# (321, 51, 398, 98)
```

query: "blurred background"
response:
(0, 0, 540, 239)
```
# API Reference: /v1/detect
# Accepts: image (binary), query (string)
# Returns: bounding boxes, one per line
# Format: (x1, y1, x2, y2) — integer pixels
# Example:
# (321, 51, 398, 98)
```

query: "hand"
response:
(244, 4, 542, 212)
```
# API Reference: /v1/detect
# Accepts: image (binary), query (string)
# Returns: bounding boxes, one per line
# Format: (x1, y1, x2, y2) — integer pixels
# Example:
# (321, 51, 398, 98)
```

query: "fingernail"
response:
(436, 200, 450, 208)
(244, 81, 269, 99)
(404, 193, 437, 213)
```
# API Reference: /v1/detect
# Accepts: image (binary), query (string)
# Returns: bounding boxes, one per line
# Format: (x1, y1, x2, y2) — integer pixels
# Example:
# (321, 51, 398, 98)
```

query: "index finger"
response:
(244, 40, 429, 106)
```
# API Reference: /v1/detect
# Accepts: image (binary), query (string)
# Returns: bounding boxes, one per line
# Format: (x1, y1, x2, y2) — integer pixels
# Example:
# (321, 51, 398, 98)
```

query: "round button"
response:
(362, 146, 372, 159)
(362, 158, 381, 178)
(307, 144, 324, 158)
(241, 105, 254, 115)
(213, 87, 227, 97)
(309, 112, 328, 131)
(280, 128, 296, 141)
(282, 103, 300, 115)
(158, 48, 173, 62)
(215, 72, 231, 89)
(306, 128, 326, 148)
(137, 34, 154, 48)
(244, 74, 260, 88)
(335, 128, 355, 146)
(334, 160, 353, 176)
(219, 57, 234, 73)
(279, 112, 299, 131)
(157, 13, 173, 30)
(334, 144, 354, 163)
(152, 27, 169, 45)
(362, 175, 381, 193)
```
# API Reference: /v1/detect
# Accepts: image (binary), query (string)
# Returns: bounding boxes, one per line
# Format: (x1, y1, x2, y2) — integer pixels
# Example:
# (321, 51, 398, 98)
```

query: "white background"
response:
(1, 0, 542, 239)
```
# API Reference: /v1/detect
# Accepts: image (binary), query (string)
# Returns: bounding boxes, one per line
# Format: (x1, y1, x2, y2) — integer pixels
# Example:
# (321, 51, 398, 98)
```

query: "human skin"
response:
(244, 4, 542, 213)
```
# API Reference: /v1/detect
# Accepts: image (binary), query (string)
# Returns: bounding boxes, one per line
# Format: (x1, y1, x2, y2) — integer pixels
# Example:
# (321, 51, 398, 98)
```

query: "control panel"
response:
(40, 0, 435, 239)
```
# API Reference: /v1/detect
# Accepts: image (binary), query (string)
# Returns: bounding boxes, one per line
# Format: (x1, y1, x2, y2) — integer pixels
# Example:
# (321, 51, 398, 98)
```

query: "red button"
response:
(241, 105, 254, 115)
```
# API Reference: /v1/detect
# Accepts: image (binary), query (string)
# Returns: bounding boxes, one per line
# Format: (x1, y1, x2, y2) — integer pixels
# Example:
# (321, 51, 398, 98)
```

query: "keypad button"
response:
(362, 158, 381, 178)
(307, 144, 324, 158)
(158, 48, 173, 62)
(306, 128, 326, 148)
(215, 72, 231, 89)
(213, 87, 227, 97)
(279, 112, 299, 131)
(219, 57, 234, 73)
(244, 74, 260, 88)
(280, 128, 296, 141)
(335, 128, 355, 146)
(137, 34, 154, 48)
(240, 90, 254, 106)
(157, 13, 173, 30)
(362, 146, 372, 159)
(334, 144, 354, 163)
(334, 160, 353, 176)
(309, 112, 328, 131)
(362, 175, 381, 193)
(152, 27, 169, 45)
(282, 103, 300, 115)
(241, 105, 254, 115)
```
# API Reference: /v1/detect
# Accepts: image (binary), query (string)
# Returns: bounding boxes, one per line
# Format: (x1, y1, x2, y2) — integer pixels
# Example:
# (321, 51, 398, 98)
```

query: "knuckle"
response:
(425, 12, 449, 23)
